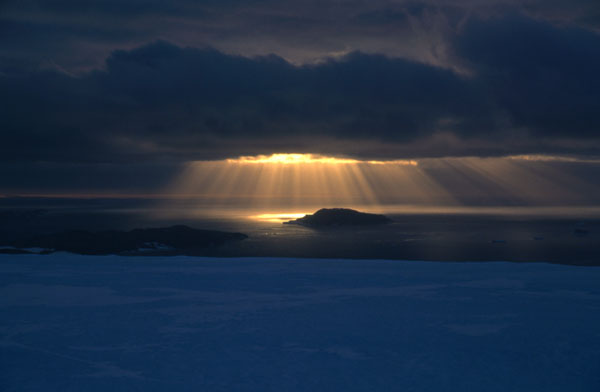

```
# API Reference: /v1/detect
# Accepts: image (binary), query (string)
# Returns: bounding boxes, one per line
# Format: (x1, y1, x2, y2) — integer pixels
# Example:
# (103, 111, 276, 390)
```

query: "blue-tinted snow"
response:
(1, 254, 599, 391)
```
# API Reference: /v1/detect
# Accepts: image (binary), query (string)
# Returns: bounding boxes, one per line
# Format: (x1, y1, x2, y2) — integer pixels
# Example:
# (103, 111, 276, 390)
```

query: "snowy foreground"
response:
(1, 255, 600, 392)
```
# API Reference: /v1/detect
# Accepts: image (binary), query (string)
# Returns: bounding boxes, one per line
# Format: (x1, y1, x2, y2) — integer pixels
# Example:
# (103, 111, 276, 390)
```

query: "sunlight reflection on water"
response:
(250, 212, 309, 223)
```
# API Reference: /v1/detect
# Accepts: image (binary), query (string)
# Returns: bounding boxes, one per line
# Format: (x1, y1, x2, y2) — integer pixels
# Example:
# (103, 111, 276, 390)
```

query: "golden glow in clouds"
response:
(165, 153, 451, 209)
(227, 153, 417, 165)
(162, 153, 600, 214)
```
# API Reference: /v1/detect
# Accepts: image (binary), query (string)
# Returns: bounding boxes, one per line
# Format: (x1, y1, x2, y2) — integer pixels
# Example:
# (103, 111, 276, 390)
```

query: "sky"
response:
(1, 0, 600, 199)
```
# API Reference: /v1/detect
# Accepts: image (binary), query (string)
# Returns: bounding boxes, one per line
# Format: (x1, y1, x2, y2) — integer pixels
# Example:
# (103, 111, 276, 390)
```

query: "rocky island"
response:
(285, 208, 392, 227)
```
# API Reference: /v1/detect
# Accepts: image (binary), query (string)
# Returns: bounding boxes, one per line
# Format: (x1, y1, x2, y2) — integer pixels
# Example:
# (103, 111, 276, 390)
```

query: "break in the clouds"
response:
(2, 11, 600, 165)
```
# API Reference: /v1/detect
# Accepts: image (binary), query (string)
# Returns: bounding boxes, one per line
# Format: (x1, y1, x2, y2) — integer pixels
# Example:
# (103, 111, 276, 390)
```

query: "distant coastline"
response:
(1, 225, 247, 256)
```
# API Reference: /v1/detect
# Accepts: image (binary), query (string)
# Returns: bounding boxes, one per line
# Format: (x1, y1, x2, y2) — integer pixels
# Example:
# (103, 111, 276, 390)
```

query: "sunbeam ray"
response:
(161, 153, 600, 220)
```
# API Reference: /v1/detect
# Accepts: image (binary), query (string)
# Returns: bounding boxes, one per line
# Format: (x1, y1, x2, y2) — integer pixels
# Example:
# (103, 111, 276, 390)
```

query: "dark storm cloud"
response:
(0, 41, 490, 162)
(2, 10, 600, 166)
(1, 1, 600, 167)
(0, 1, 599, 193)
(3, 0, 599, 72)
(456, 15, 600, 138)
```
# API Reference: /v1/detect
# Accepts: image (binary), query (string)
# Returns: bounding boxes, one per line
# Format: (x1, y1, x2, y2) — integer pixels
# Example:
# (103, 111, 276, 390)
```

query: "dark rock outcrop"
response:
(10, 225, 248, 255)
(285, 208, 392, 227)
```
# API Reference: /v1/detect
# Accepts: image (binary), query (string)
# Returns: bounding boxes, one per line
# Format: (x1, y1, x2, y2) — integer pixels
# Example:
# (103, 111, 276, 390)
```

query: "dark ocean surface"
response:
(1, 197, 599, 265)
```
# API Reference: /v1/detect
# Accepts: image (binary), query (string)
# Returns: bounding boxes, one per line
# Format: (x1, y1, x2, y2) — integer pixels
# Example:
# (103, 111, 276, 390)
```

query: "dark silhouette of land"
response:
(285, 208, 392, 227)
(0, 200, 599, 265)
(4, 225, 247, 255)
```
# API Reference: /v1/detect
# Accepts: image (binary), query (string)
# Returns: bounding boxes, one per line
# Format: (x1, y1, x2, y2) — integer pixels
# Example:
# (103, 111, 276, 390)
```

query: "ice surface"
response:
(1, 254, 599, 391)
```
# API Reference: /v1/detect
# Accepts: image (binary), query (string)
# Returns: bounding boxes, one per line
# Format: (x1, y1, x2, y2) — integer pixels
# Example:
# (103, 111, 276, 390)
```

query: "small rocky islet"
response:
(285, 208, 392, 227)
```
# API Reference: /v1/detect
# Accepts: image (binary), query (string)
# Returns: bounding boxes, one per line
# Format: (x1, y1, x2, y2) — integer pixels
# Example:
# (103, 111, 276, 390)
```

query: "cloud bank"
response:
(1, 1, 599, 193)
